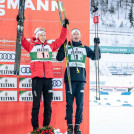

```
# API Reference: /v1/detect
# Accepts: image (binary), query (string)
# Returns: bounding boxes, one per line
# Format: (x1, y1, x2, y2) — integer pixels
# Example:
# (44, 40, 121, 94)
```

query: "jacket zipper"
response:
(43, 61, 45, 78)
(42, 44, 45, 78)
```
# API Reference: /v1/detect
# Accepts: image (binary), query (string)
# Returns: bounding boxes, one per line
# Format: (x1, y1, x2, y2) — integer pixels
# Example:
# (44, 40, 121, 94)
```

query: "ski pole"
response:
(93, 6, 100, 100)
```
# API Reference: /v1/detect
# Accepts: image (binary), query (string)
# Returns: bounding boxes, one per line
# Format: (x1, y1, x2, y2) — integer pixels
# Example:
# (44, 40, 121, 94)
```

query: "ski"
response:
(57, 0, 72, 94)
(93, 6, 100, 100)
(14, 0, 25, 76)
(61, 2, 80, 74)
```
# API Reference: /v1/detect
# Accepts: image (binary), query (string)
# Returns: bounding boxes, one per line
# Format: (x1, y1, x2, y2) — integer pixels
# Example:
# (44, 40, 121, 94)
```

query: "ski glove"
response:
(94, 38, 100, 45)
(63, 18, 69, 28)
(16, 15, 25, 22)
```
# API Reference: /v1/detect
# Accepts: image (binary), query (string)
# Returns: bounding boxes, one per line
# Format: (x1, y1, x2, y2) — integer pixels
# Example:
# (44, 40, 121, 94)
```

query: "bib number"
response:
(71, 54, 83, 61)
(37, 52, 49, 59)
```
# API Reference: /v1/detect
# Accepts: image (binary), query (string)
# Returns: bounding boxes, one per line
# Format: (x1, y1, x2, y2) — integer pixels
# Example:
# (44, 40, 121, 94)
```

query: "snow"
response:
(90, 106, 134, 134)
(90, 1, 134, 134)
(90, 0, 134, 47)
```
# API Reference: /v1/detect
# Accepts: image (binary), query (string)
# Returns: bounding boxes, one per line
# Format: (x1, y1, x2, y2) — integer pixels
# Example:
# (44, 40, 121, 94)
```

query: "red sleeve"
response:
(22, 34, 32, 53)
(50, 27, 67, 51)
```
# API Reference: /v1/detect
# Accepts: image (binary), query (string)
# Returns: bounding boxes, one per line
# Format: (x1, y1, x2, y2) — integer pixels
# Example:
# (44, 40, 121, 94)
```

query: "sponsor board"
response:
(52, 78, 63, 89)
(0, 0, 62, 17)
(90, 87, 99, 92)
(102, 88, 114, 92)
(52, 91, 63, 101)
(90, 81, 105, 86)
(52, 65, 63, 77)
(90, 87, 128, 93)
(115, 88, 128, 92)
(19, 78, 32, 88)
(21, 50, 31, 63)
(0, 38, 16, 49)
(0, 51, 15, 62)
(0, 50, 30, 63)
(19, 65, 31, 76)
(0, 64, 14, 75)
(0, 77, 17, 88)
(90, 46, 134, 54)
(42, 91, 63, 102)
(19, 91, 33, 101)
(0, 91, 17, 101)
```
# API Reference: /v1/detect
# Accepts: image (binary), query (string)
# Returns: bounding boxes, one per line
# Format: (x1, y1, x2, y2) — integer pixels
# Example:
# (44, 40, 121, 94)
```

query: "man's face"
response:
(71, 31, 81, 42)
(38, 32, 46, 43)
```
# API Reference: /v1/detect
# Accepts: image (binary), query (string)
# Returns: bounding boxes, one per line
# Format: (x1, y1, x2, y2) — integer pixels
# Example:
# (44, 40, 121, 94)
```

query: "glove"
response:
(64, 38, 67, 45)
(94, 38, 100, 45)
(16, 15, 25, 22)
(63, 18, 69, 28)
(16, 15, 20, 21)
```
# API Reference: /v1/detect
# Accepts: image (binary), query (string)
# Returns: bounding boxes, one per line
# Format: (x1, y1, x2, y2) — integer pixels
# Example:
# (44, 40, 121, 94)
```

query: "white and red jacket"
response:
(22, 27, 67, 78)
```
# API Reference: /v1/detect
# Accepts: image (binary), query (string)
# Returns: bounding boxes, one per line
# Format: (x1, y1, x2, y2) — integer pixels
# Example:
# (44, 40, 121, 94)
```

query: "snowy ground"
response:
(90, 106, 134, 134)
(90, 1, 134, 134)
(90, 91, 134, 134)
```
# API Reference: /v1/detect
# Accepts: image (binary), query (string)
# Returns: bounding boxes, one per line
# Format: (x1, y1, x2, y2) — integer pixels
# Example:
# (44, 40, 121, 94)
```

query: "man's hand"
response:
(63, 18, 69, 28)
(16, 15, 20, 22)
(94, 38, 100, 45)
(16, 15, 25, 22)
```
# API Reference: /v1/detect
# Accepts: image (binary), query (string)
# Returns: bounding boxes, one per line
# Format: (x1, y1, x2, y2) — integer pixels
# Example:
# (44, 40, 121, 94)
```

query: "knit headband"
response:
(34, 27, 46, 38)
(71, 28, 81, 37)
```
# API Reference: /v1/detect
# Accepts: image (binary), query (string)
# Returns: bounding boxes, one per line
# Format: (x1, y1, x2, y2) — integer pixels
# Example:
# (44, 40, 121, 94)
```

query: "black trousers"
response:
(31, 77, 53, 130)
(65, 82, 85, 125)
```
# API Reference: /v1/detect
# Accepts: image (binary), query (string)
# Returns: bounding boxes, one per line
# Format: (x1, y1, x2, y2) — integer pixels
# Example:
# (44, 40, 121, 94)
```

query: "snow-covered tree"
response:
(129, 4, 134, 27)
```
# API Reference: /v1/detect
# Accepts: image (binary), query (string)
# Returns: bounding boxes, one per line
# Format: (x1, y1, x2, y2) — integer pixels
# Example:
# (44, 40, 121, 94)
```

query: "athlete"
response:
(21, 18, 69, 131)
(56, 28, 101, 134)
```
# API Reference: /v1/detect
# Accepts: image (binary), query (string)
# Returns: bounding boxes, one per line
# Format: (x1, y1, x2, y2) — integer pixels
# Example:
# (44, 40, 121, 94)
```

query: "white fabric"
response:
(34, 27, 46, 38)
(71, 28, 81, 37)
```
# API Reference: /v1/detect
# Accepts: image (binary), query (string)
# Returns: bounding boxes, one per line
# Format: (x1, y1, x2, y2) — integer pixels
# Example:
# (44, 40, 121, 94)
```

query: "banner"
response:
(0, 0, 90, 134)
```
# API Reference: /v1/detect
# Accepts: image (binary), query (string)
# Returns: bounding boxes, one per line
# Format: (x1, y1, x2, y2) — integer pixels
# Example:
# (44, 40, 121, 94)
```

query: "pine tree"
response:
(109, 2, 115, 14)
(125, 0, 128, 20)
(129, 6, 134, 27)
(91, 0, 95, 11)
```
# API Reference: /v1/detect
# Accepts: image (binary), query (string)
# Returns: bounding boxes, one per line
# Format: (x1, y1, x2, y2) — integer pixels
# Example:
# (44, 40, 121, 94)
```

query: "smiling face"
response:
(38, 32, 46, 43)
(71, 31, 81, 42)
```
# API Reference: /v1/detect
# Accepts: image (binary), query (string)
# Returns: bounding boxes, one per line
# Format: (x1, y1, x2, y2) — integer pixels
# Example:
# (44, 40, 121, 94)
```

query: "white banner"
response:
(0, 91, 17, 101)
(0, 77, 17, 88)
